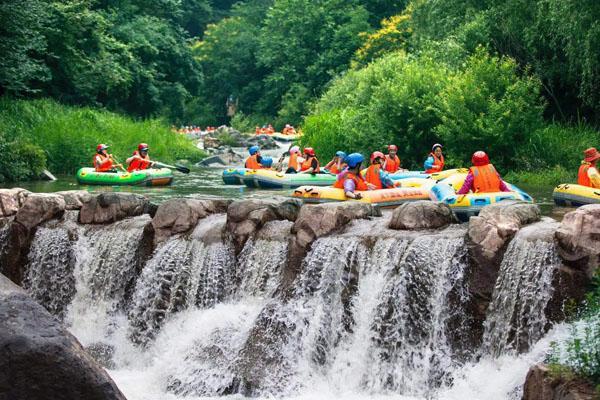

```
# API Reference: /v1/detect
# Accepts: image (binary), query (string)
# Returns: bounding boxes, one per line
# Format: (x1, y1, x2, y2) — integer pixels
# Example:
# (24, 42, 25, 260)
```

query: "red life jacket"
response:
(425, 153, 445, 174)
(577, 164, 592, 187)
(470, 164, 502, 193)
(333, 172, 368, 191)
(245, 154, 262, 169)
(328, 162, 341, 175)
(94, 154, 113, 172)
(127, 151, 152, 172)
(365, 165, 383, 189)
(384, 155, 401, 173)
(301, 156, 320, 173)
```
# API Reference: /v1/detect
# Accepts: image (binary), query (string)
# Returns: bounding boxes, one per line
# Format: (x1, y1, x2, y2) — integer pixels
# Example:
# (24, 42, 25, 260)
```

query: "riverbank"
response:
(0, 98, 205, 182)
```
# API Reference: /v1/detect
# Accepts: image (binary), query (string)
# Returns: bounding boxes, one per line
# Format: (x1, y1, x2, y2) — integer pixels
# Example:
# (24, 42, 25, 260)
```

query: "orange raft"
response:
(291, 178, 434, 207)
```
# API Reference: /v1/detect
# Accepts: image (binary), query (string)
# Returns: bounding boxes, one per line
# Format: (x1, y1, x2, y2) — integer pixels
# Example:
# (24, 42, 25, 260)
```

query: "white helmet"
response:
(290, 145, 300, 154)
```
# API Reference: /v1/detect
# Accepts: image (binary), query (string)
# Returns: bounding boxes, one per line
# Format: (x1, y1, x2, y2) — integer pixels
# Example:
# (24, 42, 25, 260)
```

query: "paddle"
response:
(153, 161, 190, 174)
(109, 156, 128, 173)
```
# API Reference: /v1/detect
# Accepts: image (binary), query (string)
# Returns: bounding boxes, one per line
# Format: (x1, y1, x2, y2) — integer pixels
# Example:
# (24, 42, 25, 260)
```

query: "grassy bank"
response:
(0, 98, 204, 182)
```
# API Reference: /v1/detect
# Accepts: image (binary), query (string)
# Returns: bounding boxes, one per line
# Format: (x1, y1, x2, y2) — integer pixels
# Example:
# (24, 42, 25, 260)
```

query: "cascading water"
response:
(482, 223, 560, 357)
(19, 212, 572, 400)
(0, 217, 10, 258)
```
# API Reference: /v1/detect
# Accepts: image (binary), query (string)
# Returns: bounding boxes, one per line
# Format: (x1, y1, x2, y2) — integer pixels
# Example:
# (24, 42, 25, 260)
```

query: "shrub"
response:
(0, 134, 47, 181)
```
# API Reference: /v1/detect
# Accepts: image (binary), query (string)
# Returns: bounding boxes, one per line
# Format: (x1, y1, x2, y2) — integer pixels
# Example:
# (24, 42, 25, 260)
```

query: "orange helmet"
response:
(370, 151, 385, 163)
(472, 151, 490, 166)
(304, 147, 316, 156)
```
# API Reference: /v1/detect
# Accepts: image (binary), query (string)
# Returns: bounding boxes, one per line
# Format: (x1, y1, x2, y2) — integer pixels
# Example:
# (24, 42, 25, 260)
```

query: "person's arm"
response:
(126, 154, 139, 164)
(379, 170, 398, 188)
(457, 172, 474, 194)
(588, 166, 600, 188)
(324, 159, 335, 170)
(499, 178, 511, 192)
(343, 179, 362, 199)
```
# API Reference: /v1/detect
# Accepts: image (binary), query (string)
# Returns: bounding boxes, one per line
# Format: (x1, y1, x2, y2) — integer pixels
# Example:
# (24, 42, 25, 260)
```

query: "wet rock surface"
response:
(0, 274, 127, 400)
(152, 198, 231, 243)
(388, 200, 455, 230)
(522, 364, 597, 400)
(15, 193, 66, 230)
(555, 204, 600, 274)
(56, 190, 93, 210)
(79, 192, 154, 224)
(0, 188, 30, 217)
(468, 200, 541, 262)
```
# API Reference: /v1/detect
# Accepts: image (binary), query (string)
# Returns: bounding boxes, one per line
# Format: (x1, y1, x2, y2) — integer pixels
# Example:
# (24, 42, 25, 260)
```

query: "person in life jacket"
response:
(365, 151, 401, 189)
(577, 147, 600, 188)
(383, 144, 403, 173)
(245, 145, 265, 169)
(457, 151, 511, 194)
(284, 145, 301, 173)
(93, 144, 116, 172)
(333, 153, 372, 199)
(255, 126, 261, 135)
(126, 143, 155, 172)
(324, 151, 347, 175)
(299, 147, 320, 174)
(424, 143, 445, 174)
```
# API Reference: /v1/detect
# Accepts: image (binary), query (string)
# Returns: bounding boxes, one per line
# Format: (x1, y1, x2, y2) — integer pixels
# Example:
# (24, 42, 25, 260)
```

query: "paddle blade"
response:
(174, 163, 190, 174)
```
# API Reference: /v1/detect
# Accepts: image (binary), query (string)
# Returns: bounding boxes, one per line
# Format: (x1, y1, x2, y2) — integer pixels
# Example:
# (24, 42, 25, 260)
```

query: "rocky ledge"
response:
(522, 364, 598, 400)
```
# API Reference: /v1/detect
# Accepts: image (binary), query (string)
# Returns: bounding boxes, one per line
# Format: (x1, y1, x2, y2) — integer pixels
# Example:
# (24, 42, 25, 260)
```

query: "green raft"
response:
(76, 167, 174, 186)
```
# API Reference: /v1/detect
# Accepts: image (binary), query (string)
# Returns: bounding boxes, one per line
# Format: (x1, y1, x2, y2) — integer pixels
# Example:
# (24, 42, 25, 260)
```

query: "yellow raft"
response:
(272, 132, 300, 142)
(291, 178, 434, 207)
(430, 173, 533, 221)
(553, 183, 600, 206)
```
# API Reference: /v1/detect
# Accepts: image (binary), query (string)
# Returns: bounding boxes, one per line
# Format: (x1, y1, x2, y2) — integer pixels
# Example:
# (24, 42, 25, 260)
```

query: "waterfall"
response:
(0, 217, 10, 258)
(65, 215, 151, 345)
(23, 224, 78, 319)
(481, 223, 560, 357)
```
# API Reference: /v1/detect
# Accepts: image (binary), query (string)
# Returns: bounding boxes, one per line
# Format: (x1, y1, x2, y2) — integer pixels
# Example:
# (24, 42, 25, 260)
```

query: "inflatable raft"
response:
(385, 168, 468, 181)
(272, 132, 300, 142)
(291, 178, 435, 207)
(553, 184, 600, 206)
(243, 169, 337, 189)
(430, 173, 533, 221)
(222, 168, 248, 185)
(76, 168, 173, 186)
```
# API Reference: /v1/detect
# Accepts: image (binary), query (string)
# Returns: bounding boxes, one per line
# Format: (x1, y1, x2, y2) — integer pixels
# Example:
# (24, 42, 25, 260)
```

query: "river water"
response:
(0, 143, 574, 218)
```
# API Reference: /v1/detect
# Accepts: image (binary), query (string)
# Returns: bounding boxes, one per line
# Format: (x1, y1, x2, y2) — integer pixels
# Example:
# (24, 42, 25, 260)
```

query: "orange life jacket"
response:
(301, 156, 320, 173)
(94, 154, 113, 172)
(384, 155, 401, 173)
(365, 164, 383, 189)
(245, 154, 262, 169)
(333, 172, 368, 191)
(470, 164, 502, 193)
(328, 162, 341, 175)
(425, 153, 445, 174)
(288, 153, 299, 171)
(127, 151, 152, 172)
(577, 164, 593, 187)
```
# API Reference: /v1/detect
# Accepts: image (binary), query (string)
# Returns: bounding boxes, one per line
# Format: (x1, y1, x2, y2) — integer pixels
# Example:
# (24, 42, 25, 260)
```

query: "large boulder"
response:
(152, 198, 231, 243)
(56, 190, 93, 210)
(388, 200, 455, 230)
(15, 193, 66, 230)
(79, 192, 154, 224)
(0, 274, 127, 400)
(468, 200, 541, 262)
(0, 188, 30, 217)
(292, 202, 381, 249)
(226, 199, 302, 252)
(555, 204, 600, 273)
(522, 364, 597, 400)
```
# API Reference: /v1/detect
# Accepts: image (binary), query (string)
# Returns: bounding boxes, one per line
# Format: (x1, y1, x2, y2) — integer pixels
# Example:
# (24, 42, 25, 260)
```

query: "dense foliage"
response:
(0, 98, 202, 181)
(548, 273, 600, 388)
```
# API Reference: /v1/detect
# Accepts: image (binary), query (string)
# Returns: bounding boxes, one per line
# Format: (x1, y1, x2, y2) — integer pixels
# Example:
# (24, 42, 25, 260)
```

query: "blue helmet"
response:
(261, 157, 273, 168)
(344, 153, 364, 168)
(249, 145, 260, 155)
(335, 151, 347, 159)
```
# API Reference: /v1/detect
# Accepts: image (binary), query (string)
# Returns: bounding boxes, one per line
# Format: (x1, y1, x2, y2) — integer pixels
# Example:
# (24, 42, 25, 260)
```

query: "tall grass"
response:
(0, 98, 204, 179)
